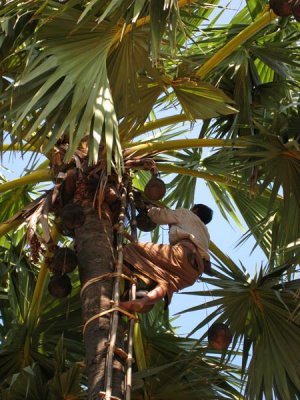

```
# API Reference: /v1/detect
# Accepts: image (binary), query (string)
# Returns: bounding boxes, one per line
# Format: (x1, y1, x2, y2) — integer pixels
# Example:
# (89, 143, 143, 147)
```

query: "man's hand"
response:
(112, 224, 137, 243)
(124, 158, 158, 174)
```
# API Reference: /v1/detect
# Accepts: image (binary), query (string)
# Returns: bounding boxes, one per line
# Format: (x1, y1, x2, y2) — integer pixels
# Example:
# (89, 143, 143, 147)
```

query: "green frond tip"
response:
(0, 219, 22, 238)
(196, 9, 277, 79)
(0, 169, 53, 195)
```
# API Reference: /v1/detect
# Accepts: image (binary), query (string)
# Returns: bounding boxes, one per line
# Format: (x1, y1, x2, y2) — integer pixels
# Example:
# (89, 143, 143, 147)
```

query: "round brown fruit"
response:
(144, 176, 166, 201)
(136, 210, 157, 232)
(207, 323, 233, 350)
(50, 247, 78, 274)
(270, 0, 293, 16)
(61, 203, 85, 230)
(48, 274, 72, 298)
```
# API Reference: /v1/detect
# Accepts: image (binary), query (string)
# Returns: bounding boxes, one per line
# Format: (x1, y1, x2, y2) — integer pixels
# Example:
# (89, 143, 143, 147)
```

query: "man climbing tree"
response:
(1, 1, 300, 399)
(121, 204, 213, 312)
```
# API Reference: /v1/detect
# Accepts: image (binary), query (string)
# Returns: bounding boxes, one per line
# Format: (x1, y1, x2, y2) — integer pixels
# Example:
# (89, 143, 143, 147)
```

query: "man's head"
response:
(207, 323, 232, 350)
(191, 204, 213, 224)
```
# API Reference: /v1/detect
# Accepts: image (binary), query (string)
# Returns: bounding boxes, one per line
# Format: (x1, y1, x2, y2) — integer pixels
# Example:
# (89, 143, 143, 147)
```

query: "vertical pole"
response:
(104, 182, 127, 400)
(125, 184, 138, 400)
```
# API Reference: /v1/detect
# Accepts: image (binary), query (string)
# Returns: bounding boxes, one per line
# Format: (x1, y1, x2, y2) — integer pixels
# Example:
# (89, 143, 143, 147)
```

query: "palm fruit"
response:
(48, 274, 72, 298)
(49, 247, 78, 274)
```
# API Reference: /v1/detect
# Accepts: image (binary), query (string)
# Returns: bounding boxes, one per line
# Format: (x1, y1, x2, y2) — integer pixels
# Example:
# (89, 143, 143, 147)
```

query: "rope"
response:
(80, 272, 136, 297)
(83, 306, 137, 335)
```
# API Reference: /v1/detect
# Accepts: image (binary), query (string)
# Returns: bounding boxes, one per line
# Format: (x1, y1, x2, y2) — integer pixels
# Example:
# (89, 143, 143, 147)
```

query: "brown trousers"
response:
(123, 240, 205, 305)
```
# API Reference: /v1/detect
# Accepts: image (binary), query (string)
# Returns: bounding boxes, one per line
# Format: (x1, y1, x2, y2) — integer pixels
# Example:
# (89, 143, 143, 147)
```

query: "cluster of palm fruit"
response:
(134, 173, 166, 232)
(270, 0, 300, 21)
(48, 201, 88, 298)
(47, 246, 78, 298)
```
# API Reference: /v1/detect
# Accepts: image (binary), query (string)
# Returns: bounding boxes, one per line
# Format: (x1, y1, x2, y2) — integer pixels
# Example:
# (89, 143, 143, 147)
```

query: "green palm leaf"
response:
(0, 240, 84, 384)
(3, 7, 122, 172)
(181, 243, 300, 400)
(171, 79, 237, 120)
(132, 303, 244, 399)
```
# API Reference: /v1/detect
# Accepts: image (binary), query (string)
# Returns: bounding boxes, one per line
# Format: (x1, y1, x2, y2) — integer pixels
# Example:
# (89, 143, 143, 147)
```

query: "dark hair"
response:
(191, 204, 213, 224)
(207, 323, 232, 341)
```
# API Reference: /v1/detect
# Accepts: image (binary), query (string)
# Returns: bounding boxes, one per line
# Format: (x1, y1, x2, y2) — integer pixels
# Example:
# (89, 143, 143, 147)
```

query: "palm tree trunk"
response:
(75, 207, 124, 399)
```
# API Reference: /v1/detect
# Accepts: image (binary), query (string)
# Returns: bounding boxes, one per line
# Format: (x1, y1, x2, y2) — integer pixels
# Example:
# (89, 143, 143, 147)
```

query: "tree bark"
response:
(75, 207, 124, 399)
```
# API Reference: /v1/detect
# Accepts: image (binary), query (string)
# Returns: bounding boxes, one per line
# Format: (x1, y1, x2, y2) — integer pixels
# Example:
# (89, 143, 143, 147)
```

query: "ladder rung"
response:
(100, 391, 122, 400)
(105, 342, 135, 362)
(126, 356, 135, 364)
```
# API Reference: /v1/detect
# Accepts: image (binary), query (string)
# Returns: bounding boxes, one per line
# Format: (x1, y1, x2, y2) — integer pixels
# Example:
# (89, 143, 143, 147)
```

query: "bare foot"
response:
(120, 299, 153, 313)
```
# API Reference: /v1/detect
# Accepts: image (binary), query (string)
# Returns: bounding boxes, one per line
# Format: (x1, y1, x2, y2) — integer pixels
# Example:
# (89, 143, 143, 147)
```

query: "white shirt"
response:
(147, 207, 210, 260)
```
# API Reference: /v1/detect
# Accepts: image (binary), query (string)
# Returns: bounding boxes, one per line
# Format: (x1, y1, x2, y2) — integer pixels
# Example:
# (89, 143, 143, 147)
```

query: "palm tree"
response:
(0, 1, 300, 399)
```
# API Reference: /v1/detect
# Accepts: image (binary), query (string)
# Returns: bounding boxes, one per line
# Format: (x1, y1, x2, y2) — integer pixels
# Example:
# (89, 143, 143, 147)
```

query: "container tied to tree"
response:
(136, 210, 157, 232)
(144, 173, 166, 201)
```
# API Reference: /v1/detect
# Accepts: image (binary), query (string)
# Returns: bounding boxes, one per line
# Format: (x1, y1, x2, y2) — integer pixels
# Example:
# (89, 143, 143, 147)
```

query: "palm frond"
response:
(132, 302, 244, 399)
(171, 78, 237, 119)
(2, 7, 122, 172)
(180, 243, 300, 400)
(0, 240, 84, 384)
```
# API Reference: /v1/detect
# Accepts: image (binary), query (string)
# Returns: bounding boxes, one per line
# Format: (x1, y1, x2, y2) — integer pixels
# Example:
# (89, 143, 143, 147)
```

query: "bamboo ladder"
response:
(125, 182, 138, 400)
(101, 178, 138, 400)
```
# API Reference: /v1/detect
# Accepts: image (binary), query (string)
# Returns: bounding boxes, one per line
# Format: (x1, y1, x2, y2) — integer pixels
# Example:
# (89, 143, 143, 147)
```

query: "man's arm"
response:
(147, 207, 178, 225)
